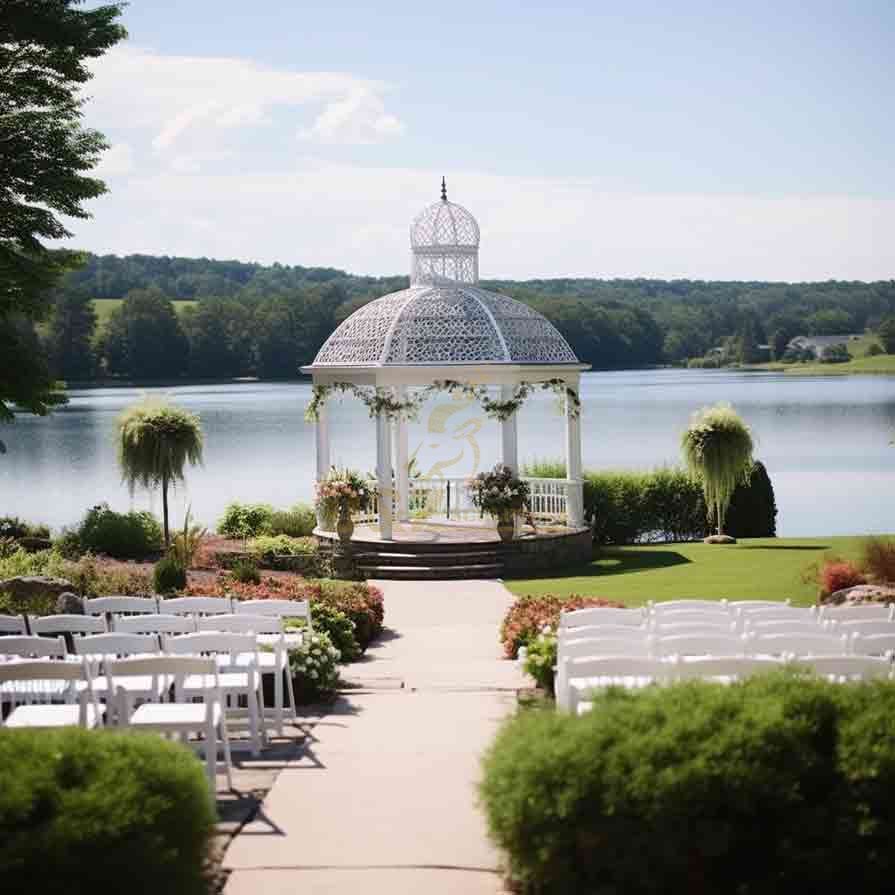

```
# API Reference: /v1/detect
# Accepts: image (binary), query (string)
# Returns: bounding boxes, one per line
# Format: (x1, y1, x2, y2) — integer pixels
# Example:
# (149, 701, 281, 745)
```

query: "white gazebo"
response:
(302, 181, 590, 542)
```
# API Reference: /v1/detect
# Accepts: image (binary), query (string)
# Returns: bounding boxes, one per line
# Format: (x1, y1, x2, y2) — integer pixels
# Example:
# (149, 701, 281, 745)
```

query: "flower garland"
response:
(305, 378, 580, 423)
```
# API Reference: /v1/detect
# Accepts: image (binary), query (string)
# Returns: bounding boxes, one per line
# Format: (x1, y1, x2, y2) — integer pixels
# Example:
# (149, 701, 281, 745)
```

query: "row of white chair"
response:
(563, 654, 893, 715)
(0, 597, 312, 636)
(0, 652, 235, 791)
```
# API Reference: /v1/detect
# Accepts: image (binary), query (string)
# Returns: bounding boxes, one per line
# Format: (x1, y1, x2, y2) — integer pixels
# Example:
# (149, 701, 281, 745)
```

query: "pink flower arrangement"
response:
(315, 468, 374, 516)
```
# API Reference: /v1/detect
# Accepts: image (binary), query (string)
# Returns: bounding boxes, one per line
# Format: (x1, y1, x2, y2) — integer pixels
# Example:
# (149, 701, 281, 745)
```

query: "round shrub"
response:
(481, 671, 895, 895)
(153, 555, 187, 594)
(313, 581, 384, 651)
(77, 503, 163, 558)
(820, 559, 866, 595)
(310, 602, 360, 663)
(285, 630, 340, 703)
(267, 503, 317, 537)
(0, 728, 214, 895)
(217, 502, 274, 539)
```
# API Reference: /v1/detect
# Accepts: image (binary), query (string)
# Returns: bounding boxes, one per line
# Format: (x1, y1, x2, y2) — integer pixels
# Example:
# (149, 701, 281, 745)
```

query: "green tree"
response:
(254, 298, 298, 378)
(117, 400, 204, 546)
(181, 298, 253, 378)
(681, 403, 754, 538)
(736, 310, 765, 363)
(0, 1, 125, 440)
(101, 289, 190, 379)
(47, 287, 97, 380)
(878, 317, 895, 354)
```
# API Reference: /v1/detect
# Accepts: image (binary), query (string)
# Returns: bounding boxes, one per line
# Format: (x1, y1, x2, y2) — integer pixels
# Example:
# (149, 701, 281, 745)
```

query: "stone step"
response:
(356, 563, 503, 580)
(344, 537, 499, 555)
(353, 550, 499, 568)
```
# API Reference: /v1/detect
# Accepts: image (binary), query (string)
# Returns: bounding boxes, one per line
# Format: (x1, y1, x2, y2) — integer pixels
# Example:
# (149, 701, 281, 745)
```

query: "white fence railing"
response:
(351, 476, 570, 526)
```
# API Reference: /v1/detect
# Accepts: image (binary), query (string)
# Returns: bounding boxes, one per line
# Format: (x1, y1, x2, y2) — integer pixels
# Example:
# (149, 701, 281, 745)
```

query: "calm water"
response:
(1, 370, 893, 537)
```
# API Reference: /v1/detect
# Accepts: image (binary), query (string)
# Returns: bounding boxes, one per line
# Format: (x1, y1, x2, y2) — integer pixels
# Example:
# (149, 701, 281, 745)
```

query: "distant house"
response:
(787, 334, 860, 359)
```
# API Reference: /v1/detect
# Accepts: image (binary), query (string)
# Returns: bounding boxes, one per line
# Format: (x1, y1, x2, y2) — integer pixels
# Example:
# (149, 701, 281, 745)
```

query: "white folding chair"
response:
(748, 632, 846, 658)
(667, 655, 781, 683)
(653, 634, 746, 659)
(820, 604, 893, 622)
(0, 658, 103, 729)
(649, 600, 730, 614)
(72, 633, 164, 722)
(84, 596, 159, 616)
(115, 614, 197, 635)
(163, 632, 267, 756)
(160, 596, 234, 617)
(649, 610, 732, 627)
(196, 614, 298, 734)
(235, 599, 312, 631)
(0, 635, 68, 710)
(0, 615, 27, 634)
(564, 656, 668, 715)
(851, 633, 895, 658)
(558, 607, 644, 630)
(737, 606, 817, 623)
(109, 655, 232, 792)
(789, 655, 891, 682)
(29, 614, 106, 636)
(556, 636, 653, 711)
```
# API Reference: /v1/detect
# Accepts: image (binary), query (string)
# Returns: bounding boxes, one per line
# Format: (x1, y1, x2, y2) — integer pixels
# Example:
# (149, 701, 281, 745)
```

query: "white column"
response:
(314, 401, 331, 528)
(394, 387, 410, 523)
(500, 383, 518, 473)
(376, 409, 394, 540)
(564, 381, 584, 528)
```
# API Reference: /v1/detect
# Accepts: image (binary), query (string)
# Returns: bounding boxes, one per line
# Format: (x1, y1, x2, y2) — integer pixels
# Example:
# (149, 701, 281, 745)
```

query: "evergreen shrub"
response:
(77, 503, 163, 558)
(153, 555, 187, 593)
(480, 671, 895, 895)
(723, 460, 778, 538)
(0, 729, 214, 895)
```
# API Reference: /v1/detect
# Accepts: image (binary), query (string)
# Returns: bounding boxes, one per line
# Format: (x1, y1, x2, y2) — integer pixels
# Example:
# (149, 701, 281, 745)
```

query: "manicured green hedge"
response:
(0, 729, 215, 895)
(583, 462, 776, 544)
(77, 503, 163, 558)
(480, 671, 895, 894)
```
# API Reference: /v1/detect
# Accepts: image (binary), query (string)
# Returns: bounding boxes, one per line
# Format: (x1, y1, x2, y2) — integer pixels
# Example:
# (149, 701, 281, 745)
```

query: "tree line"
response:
(43, 254, 895, 382)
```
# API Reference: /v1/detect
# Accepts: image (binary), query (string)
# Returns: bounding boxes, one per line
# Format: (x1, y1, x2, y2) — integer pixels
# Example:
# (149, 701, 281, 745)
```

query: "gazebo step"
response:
(357, 563, 502, 580)
(353, 550, 499, 567)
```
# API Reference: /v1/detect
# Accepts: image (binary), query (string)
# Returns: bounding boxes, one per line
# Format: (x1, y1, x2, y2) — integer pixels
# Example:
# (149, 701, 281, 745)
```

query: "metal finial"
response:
(441, 176, 447, 201)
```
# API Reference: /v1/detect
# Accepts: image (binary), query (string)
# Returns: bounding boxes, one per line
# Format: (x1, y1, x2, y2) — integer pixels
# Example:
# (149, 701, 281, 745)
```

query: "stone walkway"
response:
(223, 579, 523, 894)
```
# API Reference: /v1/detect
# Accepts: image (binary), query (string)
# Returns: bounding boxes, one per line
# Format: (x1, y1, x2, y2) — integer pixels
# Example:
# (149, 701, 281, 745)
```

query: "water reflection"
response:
(0, 371, 892, 537)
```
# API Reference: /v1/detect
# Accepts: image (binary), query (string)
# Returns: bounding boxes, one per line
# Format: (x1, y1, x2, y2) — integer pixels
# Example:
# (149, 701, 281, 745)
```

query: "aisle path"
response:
(224, 579, 524, 894)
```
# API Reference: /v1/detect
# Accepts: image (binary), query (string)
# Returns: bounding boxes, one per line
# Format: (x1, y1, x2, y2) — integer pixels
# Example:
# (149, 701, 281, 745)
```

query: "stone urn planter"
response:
(336, 507, 354, 543)
(497, 514, 516, 543)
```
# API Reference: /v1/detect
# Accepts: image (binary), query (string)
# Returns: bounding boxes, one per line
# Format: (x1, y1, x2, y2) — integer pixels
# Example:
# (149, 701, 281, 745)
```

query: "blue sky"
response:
(71, 1, 895, 280)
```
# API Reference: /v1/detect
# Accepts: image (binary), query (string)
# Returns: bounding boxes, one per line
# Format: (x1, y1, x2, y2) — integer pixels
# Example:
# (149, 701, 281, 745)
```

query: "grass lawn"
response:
(93, 298, 197, 332)
(504, 536, 879, 607)
(752, 354, 895, 376)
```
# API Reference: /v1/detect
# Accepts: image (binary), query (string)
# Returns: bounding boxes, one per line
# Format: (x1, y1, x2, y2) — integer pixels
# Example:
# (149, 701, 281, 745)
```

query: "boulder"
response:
(703, 534, 737, 545)
(825, 584, 895, 605)
(17, 536, 53, 553)
(0, 576, 74, 602)
(55, 591, 85, 614)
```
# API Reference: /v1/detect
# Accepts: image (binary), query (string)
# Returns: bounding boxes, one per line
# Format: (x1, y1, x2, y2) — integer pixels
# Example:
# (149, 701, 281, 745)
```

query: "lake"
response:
(1, 369, 893, 537)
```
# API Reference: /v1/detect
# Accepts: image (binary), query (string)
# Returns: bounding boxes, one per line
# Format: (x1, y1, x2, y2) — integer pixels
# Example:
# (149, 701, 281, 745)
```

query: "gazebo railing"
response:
(351, 476, 570, 526)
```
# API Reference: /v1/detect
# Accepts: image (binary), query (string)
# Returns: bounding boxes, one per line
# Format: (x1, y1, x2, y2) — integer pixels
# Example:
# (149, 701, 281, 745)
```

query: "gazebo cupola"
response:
(303, 181, 590, 541)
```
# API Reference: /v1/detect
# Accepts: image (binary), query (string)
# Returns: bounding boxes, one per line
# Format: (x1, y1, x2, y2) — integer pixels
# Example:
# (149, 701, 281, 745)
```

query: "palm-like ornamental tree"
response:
(117, 399, 203, 546)
(681, 403, 754, 539)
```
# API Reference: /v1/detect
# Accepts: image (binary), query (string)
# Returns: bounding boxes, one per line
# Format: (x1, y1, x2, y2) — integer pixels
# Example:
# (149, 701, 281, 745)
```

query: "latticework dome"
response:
(309, 183, 579, 368)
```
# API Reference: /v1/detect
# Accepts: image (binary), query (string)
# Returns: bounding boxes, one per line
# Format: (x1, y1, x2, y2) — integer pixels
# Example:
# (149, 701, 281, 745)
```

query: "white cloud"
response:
(64, 162, 895, 281)
(85, 46, 405, 154)
(299, 89, 406, 144)
(94, 142, 135, 177)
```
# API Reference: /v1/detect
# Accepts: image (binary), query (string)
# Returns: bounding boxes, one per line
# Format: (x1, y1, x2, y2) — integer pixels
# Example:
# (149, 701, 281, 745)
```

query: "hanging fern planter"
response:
(681, 403, 754, 543)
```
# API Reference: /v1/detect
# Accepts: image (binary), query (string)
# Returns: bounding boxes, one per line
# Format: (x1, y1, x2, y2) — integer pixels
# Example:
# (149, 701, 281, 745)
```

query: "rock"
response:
(703, 534, 737, 544)
(0, 576, 74, 602)
(825, 584, 895, 605)
(55, 592, 85, 614)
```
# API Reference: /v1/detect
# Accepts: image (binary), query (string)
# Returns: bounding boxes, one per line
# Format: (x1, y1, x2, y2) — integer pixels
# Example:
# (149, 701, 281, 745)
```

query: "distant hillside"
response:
(48, 252, 895, 381)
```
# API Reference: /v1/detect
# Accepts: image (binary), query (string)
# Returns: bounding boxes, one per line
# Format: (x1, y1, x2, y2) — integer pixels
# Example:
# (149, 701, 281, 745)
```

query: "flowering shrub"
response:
(285, 631, 340, 703)
(185, 574, 308, 601)
(468, 464, 530, 520)
(820, 560, 866, 595)
(500, 594, 626, 658)
(284, 603, 360, 663)
(522, 630, 558, 694)
(315, 468, 374, 518)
